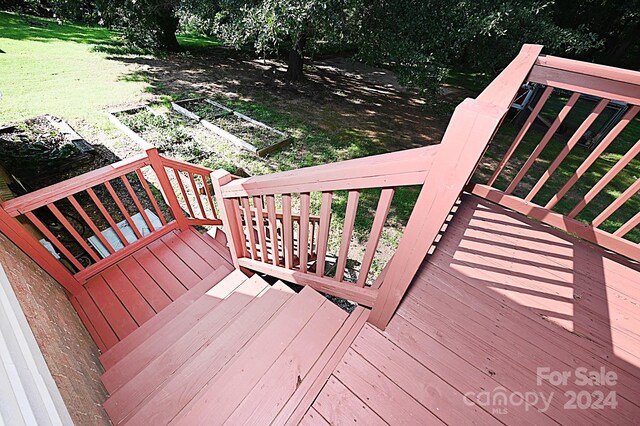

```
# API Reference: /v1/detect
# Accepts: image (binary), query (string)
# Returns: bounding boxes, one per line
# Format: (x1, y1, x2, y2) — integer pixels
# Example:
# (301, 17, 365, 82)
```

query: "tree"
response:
(98, 0, 182, 51)
(214, 0, 359, 81)
(555, 0, 639, 69)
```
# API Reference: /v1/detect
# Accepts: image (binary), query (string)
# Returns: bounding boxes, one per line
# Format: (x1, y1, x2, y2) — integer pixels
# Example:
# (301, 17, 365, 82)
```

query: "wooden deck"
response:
(305, 194, 640, 425)
(70, 227, 233, 352)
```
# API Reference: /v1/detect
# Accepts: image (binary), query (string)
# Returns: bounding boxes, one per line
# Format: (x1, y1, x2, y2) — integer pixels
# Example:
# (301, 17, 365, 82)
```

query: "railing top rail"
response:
(1, 154, 150, 216)
(477, 44, 544, 110)
(535, 54, 640, 86)
(220, 145, 439, 197)
(158, 155, 215, 176)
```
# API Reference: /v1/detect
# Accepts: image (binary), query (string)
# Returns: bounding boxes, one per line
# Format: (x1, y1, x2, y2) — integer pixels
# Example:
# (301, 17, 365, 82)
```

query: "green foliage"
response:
(356, 0, 599, 95)
(213, 0, 359, 79)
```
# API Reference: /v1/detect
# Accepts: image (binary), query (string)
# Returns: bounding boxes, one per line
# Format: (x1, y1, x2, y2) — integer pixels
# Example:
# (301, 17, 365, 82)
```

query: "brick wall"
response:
(0, 232, 110, 425)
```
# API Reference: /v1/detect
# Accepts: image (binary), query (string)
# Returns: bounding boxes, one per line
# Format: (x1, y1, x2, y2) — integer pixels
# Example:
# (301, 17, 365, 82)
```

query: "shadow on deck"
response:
(309, 194, 640, 425)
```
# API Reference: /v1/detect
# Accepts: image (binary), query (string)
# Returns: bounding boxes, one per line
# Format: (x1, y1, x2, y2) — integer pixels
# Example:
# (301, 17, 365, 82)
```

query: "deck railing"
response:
(214, 147, 440, 306)
(0, 148, 220, 293)
(212, 44, 544, 327)
(469, 55, 640, 261)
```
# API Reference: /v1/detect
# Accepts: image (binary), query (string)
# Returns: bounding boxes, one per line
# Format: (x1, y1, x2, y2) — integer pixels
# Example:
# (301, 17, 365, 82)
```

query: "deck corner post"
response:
(211, 169, 243, 268)
(146, 147, 190, 230)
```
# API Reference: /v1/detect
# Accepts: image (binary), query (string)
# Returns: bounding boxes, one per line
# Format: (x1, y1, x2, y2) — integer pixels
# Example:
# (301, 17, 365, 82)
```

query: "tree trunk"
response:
(285, 32, 307, 82)
(156, 3, 180, 52)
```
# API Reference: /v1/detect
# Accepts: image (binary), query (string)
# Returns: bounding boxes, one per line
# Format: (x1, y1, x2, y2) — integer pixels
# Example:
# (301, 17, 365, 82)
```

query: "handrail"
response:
(528, 55, 640, 105)
(1, 154, 150, 217)
(220, 145, 438, 197)
(214, 44, 544, 322)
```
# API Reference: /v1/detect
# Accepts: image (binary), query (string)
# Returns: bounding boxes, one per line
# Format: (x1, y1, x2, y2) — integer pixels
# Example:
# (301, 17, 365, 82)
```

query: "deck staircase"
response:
(98, 268, 363, 425)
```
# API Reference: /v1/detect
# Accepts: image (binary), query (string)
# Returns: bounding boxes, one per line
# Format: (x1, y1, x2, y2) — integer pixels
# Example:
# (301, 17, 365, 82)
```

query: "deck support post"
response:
(146, 147, 190, 230)
(211, 170, 244, 269)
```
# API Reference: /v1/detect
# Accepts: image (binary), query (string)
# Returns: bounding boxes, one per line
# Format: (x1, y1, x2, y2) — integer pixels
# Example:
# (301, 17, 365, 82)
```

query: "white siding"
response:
(0, 264, 73, 426)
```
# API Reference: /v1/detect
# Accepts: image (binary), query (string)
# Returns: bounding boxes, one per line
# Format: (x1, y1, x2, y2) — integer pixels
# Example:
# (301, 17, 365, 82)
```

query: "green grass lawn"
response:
(0, 11, 220, 126)
(0, 12, 149, 125)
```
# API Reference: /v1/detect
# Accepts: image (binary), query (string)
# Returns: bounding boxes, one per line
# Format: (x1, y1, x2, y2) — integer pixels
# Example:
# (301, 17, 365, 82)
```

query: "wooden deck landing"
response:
(70, 227, 233, 352)
(306, 194, 640, 425)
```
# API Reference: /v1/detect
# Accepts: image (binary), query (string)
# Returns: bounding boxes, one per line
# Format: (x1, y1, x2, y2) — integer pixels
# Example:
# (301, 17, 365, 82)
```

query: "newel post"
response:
(146, 148, 189, 230)
(369, 100, 506, 330)
(211, 170, 245, 269)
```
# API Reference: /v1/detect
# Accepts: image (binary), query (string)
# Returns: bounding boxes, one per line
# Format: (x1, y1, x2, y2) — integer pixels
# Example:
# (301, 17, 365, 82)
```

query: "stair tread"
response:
(101, 268, 246, 390)
(100, 265, 235, 370)
(104, 275, 270, 423)
(171, 287, 346, 425)
(116, 281, 296, 425)
(225, 295, 349, 425)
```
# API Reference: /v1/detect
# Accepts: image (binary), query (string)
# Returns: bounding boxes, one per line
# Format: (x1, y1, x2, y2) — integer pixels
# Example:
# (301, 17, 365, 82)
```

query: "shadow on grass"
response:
(0, 11, 222, 57)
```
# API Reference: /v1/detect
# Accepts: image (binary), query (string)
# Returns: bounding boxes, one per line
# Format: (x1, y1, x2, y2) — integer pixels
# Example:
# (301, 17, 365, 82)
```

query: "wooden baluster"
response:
(298, 193, 310, 273)
(211, 170, 244, 268)
(615, 211, 640, 238)
(173, 169, 195, 218)
(188, 172, 206, 219)
(47, 203, 101, 262)
(282, 194, 294, 269)
(335, 190, 360, 282)
(357, 188, 394, 287)
(525, 98, 610, 202)
(146, 148, 188, 229)
(67, 194, 116, 255)
(488, 86, 554, 186)
(253, 196, 269, 263)
(104, 181, 143, 239)
(241, 197, 258, 260)
(201, 174, 218, 220)
(315, 192, 333, 277)
(569, 139, 640, 218)
(25, 211, 85, 271)
(265, 195, 280, 266)
(592, 179, 640, 227)
(120, 174, 156, 232)
(233, 199, 249, 257)
(134, 169, 168, 225)
(87, 188, 129, 247)
(546, 105, 640, 209)
(506, 92, 581, 194)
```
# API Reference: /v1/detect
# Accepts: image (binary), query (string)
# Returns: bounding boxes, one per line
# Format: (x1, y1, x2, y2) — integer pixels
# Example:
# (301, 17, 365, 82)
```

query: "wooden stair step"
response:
(103, 275, 271, 423)
(100, 265, 235, 370)
(171, 287, 347, 425)
(101, 269, 245, 390)
(271, 306, 369, 425)
(204, 228, 231, 259)
(115, 281, 296, 425)
(223, 294, 350, 424)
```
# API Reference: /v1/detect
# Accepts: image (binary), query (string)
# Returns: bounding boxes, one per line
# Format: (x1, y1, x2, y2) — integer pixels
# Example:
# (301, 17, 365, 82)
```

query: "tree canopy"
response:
(4, 0, 637, 93)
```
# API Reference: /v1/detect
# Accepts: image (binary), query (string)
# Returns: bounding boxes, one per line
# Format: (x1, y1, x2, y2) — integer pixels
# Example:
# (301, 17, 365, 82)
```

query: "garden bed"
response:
(0, 116, 95, 190)
(109, 105, 212, 162)
(172, 98, 290, 156)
